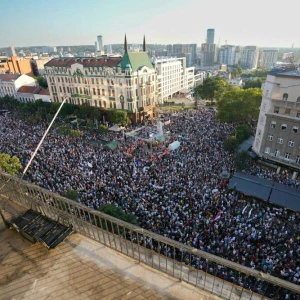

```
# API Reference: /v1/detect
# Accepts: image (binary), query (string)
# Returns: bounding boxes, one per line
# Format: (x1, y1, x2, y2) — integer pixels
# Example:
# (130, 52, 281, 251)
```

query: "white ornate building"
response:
(44, 36, 157, 122)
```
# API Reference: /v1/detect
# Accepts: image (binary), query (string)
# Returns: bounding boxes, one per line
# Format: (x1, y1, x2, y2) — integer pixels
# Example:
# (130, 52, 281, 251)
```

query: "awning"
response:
(269, 183, 300, 212)
(228, 172, 273, 201)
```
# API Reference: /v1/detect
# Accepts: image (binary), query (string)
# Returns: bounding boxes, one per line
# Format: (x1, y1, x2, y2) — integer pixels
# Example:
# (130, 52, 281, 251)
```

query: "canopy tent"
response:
(104, 141, 121, 150)
(168, 141, 180, 151)
(108, 125, 125, 132)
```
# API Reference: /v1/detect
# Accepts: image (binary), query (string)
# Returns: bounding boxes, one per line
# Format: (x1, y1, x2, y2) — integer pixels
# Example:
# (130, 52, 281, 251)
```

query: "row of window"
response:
(47, 75, 155, 86)
(267, 135, 296, 147)
(264, 148, 300, 163)
(273, 106, 300, 117)
(270, 121, 298, 133)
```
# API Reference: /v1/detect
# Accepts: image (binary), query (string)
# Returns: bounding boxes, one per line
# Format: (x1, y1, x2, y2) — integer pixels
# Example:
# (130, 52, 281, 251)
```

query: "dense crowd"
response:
(0, 108, 299, 295)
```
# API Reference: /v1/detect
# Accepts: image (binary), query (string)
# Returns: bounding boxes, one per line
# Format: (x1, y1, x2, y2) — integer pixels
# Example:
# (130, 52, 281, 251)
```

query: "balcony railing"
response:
(0, 172, 299, 300)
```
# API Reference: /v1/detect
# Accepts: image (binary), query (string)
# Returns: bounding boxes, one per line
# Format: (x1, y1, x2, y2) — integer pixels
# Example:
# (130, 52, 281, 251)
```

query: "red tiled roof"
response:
(44, 56, 122, 68)
(17, 85, 38, 94)
(0, 74, 21, 81)
(36, 88, 50, 96)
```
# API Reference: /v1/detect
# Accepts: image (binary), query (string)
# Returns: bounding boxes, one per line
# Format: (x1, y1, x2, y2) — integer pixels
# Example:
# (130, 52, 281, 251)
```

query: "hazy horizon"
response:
(1, 0, 299, 49)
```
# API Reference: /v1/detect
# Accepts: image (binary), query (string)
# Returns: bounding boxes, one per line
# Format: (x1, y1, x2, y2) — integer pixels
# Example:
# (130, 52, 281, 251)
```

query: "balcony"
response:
(71, 94, 92, 99)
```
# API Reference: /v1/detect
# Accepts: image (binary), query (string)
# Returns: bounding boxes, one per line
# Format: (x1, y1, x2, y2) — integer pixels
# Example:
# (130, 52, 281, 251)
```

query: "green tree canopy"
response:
(217, 88, 262, 123)
(62, 189, 79, 202)
(111, 110, 130, 126)
(36, 76, 48, 89)
(234, 150, 250, 170)
(194, 77, 231, 102)
(99, 204, 137, 225)
(0, 153, 22, 176)
(243, 78, 264, 89)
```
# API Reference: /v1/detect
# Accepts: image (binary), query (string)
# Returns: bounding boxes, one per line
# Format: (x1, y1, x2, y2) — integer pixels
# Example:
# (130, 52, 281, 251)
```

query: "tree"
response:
(0, 153, 22, 176)
(194, 77, 231, 104)
(234, 150, 250, 170)
(63, 189, 79, 202)
(99, 204, 137, 225)
(223, 137, 240, 152)
(243, 78, 264, 89)
(111, 110, 130, 126)
(217, 88, 262, 123)
(36, 76, 48, 89)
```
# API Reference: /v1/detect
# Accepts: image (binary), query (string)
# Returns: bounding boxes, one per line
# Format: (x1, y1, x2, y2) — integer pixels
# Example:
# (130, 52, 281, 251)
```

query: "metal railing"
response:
(0, 172, 299, 300)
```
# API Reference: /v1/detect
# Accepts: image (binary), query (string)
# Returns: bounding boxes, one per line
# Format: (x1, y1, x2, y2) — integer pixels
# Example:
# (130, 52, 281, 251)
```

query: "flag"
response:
(248, 208, 253, 218)
(242, 205, 248, 215)
(212, 211, 222, 222)
(164, 119, 171, 125)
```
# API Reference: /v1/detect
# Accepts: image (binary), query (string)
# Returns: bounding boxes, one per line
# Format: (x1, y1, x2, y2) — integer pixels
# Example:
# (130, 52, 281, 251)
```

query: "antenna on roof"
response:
(124, 34, 128, 54)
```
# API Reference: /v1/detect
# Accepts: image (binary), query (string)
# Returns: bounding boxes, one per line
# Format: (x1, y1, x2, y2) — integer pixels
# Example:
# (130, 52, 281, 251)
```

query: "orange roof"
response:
(45, 56, 122, 68)
(17, 85, 38, 94)
(0, 74, 21, 81)
(36, 88, 50, 96)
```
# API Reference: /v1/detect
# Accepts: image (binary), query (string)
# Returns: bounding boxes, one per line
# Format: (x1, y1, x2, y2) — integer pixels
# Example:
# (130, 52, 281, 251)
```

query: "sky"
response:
(1, 0, 299, 48)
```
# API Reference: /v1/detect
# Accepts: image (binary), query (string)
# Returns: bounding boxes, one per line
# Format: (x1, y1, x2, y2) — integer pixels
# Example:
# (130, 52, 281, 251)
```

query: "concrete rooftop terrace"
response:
(0, 203, 220, 300)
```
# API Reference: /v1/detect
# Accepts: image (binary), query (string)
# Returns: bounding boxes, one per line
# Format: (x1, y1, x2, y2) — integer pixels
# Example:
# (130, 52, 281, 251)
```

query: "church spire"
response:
(124, 34, 128, 54)
(143, 35, 146, 52)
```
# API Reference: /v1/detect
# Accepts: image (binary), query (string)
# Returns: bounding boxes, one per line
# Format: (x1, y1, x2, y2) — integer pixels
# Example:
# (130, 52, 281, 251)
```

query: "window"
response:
(277, 137, 283, 144)
(274, 149, 280, 157)
(283, 93, 288, 101)
(297, 97, 300, 103)
(288, 140, 294, 147)
(85, 70, 88, 75)
(270, 121, 276, 128)
(102, 89, 105, 96)
(285, 108, 291, 115)
(267, 134, 273, 141)
(91, 78, 94, 84)
(281, 124, 287, 131)
(284, 152, 291, 160)
(296, 111, 300, 118)
(274, 106, 279, 114)
(258, 129, 262, 137)
(296, 156, 300, 164)
(292, 126, 298, 134)
(93, 88, 96, 95)
(97, 89, 100, 95)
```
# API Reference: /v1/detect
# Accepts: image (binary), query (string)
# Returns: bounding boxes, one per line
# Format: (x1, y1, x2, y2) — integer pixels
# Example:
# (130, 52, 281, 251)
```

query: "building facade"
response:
(44, 36, 157, 123)
(258, 49, 279, 69)
(0, 56, 33, 76)
(240, 46, 259, 69)
(218, 45, 236, 66)
(0, 74, 37, 99)
(207, 29, 215, 44)
(154, 57, 195, 103)
(253, 70, 300, 174)
(200, 43, 216, 67)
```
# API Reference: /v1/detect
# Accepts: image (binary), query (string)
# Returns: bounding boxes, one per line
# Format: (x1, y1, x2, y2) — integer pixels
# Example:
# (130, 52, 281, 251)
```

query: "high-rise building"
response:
(253, 69, 300, 176)
(173, 44, 184, 54)
(218, 45, 236, 66)
(258, 49, 279, 68)
(6, 46, 16, 57)
(97, 35, 103, 52)
(240, 46, 259, 69)
(200, 43, 216, 67)
(167, 44, 173, 53)
(207, 29, 215, 44)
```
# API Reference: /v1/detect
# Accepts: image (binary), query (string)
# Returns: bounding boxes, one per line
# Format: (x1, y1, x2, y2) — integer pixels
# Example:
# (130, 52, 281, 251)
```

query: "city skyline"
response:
(1, 0, 299, 48)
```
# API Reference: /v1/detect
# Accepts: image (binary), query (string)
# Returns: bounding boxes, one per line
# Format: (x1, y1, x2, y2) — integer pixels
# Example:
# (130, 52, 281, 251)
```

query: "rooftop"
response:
(45, 56, 122, 68)
(17, 85, 39, 94)
(36, 88, 50, 95)
(0, 73, 21, 81)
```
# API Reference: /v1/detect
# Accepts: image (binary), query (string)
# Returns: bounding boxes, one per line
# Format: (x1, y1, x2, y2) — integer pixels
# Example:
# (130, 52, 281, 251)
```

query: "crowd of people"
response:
(0, 107, 299, 296)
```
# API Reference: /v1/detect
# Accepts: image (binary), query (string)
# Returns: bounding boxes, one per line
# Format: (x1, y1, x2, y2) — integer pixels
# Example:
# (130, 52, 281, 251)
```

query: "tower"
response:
(143, 35, 147, 52)
(97, 35, 103, 52)
(124, 34, 128, 54)
(207, 29, 215, 44)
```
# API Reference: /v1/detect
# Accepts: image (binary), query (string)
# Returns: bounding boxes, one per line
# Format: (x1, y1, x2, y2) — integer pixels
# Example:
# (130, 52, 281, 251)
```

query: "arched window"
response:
(283, 93, 288, 101)
(297, 96, 300, 103)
